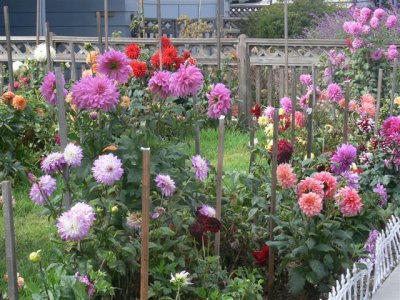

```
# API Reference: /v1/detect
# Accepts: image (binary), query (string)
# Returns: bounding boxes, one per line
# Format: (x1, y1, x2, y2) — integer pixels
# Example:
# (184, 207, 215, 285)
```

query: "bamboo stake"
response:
(96, 11, 103, 54)
(284, 0, 289, 96)
(2, 181, 19, 300)
(267, 109, 279, 294)
(214, 116, 225, 257)
(343, 81, 350, 144)
(375, 69, 383, 135)
(140, 147, 151, 300)
(3, 6, 14, 92)
(390, 58, 398, 115)
(104, 0, 108, 51)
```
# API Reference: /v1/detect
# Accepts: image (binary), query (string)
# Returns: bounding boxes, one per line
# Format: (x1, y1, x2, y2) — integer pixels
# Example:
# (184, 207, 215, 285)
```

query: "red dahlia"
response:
(129, 61, 147, 78)
(125, 43, 141, 59)
(277, 139, 293, 164)
(252, 245, 270, 266)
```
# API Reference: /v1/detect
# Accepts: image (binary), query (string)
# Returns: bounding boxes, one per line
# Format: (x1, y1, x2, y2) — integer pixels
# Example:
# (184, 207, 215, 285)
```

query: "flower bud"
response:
(29, 251, 41, 263)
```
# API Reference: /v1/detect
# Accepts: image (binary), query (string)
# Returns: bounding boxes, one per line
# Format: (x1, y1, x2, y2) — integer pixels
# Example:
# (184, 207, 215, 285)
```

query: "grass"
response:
(0, 127, 252, 296)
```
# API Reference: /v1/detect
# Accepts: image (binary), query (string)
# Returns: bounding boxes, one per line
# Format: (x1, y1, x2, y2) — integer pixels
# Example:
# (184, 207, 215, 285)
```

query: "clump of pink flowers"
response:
(298, 193, 323, 217)
(155, 174, 176, 197)
(277, 163, 297, 189)
(207, 83, 232, 119)
(334, 187, 363, 217)
(191, 155, 209, 181)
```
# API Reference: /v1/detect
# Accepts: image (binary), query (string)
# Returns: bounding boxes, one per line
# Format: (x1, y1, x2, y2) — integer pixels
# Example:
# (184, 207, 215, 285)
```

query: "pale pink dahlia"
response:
(72, 76, 120, 112)
(207, 83, 232, 118)
(92, 153, 124, 186)
(29, 175, 57, 205)
(169, 64, 204, 97)
(63, 143, 83, 167)
(155, 174, 176, 197)
(57, 211, 90, 241)
(386, 15, 397, 29)
(70, 202, 96, 226)
(97, 49, 132, 83)
(387, 45, 399, 61)
(198, 204, 216, 218)
(297, 177, 324, 199)
(277, 163, 297, 189)
(41, 152, 66, 174)
(334, 187, 363, 217)
(370, 17, 380, 29)
(298, 193, 323, 217)
(191, 155, 209, 181)
(312, 172, 337, 199)
(299, 74, 312, 86)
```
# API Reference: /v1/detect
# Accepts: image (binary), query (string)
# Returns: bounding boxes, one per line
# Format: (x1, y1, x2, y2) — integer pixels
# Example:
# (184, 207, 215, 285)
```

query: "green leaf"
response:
(306, 238, 316, 250)
(289, 267, 306, 295)
(309, 259, 327, 279)
(315, 244, 334, 252)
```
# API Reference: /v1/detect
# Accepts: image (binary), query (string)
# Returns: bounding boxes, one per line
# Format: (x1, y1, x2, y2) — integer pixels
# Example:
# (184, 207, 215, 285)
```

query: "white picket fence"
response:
(326, 215, 400, 300)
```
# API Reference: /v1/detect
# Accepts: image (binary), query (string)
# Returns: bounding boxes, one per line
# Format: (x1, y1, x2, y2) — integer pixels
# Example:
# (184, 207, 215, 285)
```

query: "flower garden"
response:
(1, 3, 400, 300)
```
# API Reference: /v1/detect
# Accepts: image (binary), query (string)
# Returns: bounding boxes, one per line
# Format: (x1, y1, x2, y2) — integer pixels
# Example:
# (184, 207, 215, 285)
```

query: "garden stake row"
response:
(104, 0, 108, 51)
(390, 58, 398, 115)
(96, 11, 103, 54)
(268, 109, 279, 294)
(214, 115, 225, 257)
(375, 68, 384, 135)
(343, 81, 350, 144)
(45, 22, 53, 72)
(2, 181, 18, 300)
(55, 67, 72, 208)
(3, 6, 14, 92)
(69, 42, 77, 82)
(140, 148, 151, 300)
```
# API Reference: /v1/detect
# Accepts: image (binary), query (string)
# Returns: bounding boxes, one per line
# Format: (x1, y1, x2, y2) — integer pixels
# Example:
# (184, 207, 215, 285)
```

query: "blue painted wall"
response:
(0, 0, 229, 37)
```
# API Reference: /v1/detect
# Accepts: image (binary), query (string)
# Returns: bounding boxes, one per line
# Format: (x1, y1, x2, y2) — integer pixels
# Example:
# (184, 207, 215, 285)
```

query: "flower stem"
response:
(39, 262, 51, 300)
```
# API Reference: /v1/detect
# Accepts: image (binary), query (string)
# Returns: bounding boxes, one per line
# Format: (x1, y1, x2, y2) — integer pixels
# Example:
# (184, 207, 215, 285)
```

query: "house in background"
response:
(0, 0, 230, 37)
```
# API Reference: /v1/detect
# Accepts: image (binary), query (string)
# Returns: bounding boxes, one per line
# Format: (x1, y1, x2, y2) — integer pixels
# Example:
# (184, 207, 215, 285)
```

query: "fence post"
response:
(267, 66, 273, 106)
(237, 34, 250, 125)
(214, 116, 225, 257)
(3, 6, 14, 92)
(279, 67, 284, 100)
(45, 22, 53, 72)
(140, 148, 151, 300)
(307, 64, 316, 158)
(291, 67, 296, 147)
(0, 63, 4, 93)
(2, 181, 19, 300)
(375, 69, 383, 135)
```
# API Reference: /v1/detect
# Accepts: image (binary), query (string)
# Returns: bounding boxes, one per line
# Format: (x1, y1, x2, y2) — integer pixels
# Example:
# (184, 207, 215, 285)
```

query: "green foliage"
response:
(240, 0, 338, 38)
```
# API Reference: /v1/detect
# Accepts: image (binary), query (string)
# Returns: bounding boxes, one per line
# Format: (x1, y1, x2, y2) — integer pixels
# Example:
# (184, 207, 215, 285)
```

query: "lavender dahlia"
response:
(198, 204, 216, 218)
(341, 171, 360, 190)
(279, 96, 293, 114)
(92, 153, 124, 186)
(330, 144, 357, 174)
(148, 71, 172, 99)
(29, 175, 57, 205)
(70, 202, 96, 226)
(299, 74, 312, 86)
(75, 273, 96, 298)
(155, 174, 176, 197)
(191, 155, 209, 181)
(57, 211, 90, 241)
(374, 183, 388, 207)
(72, 76, 120, 112)
(364, 230, 379, 263)
(41, 152, 66, 174)
(169, 64, 204, 97)
(63, 143, 83, 167)
(327, 83, 343, 102)
(207, 83, 232, 119)
(97, 49, 132, 84)
(40, 72, 68, 105)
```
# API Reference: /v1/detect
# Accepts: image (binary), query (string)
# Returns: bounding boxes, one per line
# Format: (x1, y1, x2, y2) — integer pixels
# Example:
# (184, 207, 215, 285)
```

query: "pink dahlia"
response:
(359, 7, 372, 24)
(191, 155, 209, 181)
(373, 8, 385, 20)
(334, 187, 363, 217)
(41, 152, 66, 174)
(352, 38, 364, 49)
(387, 45, 399, 61)
(381, 116, 400, 145)
(72, 76, 119, 112)
(29, 175, 57, 205)
(386, 15, 397, 29)
(148, 71, 172, 99)
(207, 83, 232, 119)
(327, 83, 343, 102)
(57, 211, 90, 241)
(370, 17, 380, 29)
(312, 172, 337, 199)
(299, 74, 312, 86)
(198, 204, 216, 218)
(169, 64, 204, 97)
(294, 111, 305, 128)
(97, 49, 132, 83)
(63, 143, 83, 167)
(298, 193, 323, 217)
(40, 72, 68, 105)
(297, 177, 324, 199)
(370, 48, 383, 61)
(155, 174, 176, 197)
(92, 153, 124, 186)
(358, 94, 376, 117)
(70, 202, 96, 226)
(263, 106, 275, 118)
(280, 96, 293, 114)
(277, 163, 297, 189)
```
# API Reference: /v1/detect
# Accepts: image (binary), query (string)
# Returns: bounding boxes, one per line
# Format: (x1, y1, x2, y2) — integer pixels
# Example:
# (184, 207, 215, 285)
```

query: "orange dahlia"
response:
(2, 91, 15, 104)
(12, 95, 27, 111)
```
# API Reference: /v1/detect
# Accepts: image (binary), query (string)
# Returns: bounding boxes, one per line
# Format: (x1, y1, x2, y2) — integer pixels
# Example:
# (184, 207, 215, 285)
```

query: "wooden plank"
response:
(157, 0, 162, 70)
(279, 66, 284, 100)
(390, 58, 398, 115)
(69, 42, 77, 81)
(343, 81, 350, 144)
(0, 63, 4, 93)
(3, 6, 14, 92)
(45, 22, 52, 72)
(36, 0, 40, 45)
(2, 181, 19, 300)
(214, 116, 225, 257)
(96, 11, 103, 54)
(268, 109, 279, 294)
(267, 66, 273, 106)
(104, 0, 109, 51)
(238, 34, 249, 122)
(140, 148, 151, 300)
(55, 67, 72, 208)
(375, 69, 383, 135)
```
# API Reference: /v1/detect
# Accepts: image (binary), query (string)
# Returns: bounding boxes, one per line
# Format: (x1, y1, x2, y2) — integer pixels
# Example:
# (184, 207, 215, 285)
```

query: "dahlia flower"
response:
(299, 74, 312, 86)
(34, 43, 56, 62)
(374, 183, 388, 207)
(298, 192, 323, 217)
(155, 174, 176, 197)
(330, 144, 357, 175)
(198, 204, 216, 218)
(57, 211, 90, 241)
(370, 17, 380, 29)
(327, 83, 343, 102)
(277, 163, 297, 189)
(191, 155, 209, 181)
(29, 175, 57, 205)
(125, 43, 141, 59)
(12, 95, 27, 111)
(75, 273, 96, 297)
(207, 83, 232, 119)
(129, 61, 147, 78)
(40, 72, 68, 105)
(312, 172, 337, 199)
(386, 15, 397, 29)
(126, 212, 142, 229)
(92, 153, 124, 186)
(97, 49, 132, 83)
(387, 45, 399, 61)
(276, 139, 293, 164)
(170, 271, 192, 287)
(148, 71, 172, 98)
(297, 177, 324, 199)
(72, 75, 119, 111)
(41, 152, 66, 174)
(280, 97, 293, 113)
(373, 8, 385, 20)
(364, 229, 379, 263)
(334, 187, 363, 217)
(169, 64, 204, 97)
(381, 116, 400, 145)
(370, 48, 383, 61)
(341, 171, 360, 190)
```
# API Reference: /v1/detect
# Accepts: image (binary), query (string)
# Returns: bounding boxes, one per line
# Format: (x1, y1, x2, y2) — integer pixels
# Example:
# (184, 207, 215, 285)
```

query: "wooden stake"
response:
(0, 63, 4, 93)
(255, 66, 261, 104)
(214, 116, 225, 257)
(343, 81, 350, 144)
(2, 181, 19, 300)
(279, 67, 284, 100)
(238, 34, 250, 123)
(193, 95, 201, 155)
(36, 0, 40, 45)
(157, 0, 162, 70)
(216, 0, 222, 70)
(69, 42, 77, 81)
(291, 67, 296, 147)
(45, 22, 52, 72)
(268, 109, 279, 294)
(55, 67, 71, 208)
(375, 69, 383, 135)
(284, 0, 289, 96)
(3, 6, 14, 92)
(96, 11, 103, 54)
(390, 58, 398, 115)
(267, 66, 273, 106)
(138, 0, 145, 38)
(307, 64, 316, 158)
(140, 147, 151, 300)
(104, 0, 108, 51)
